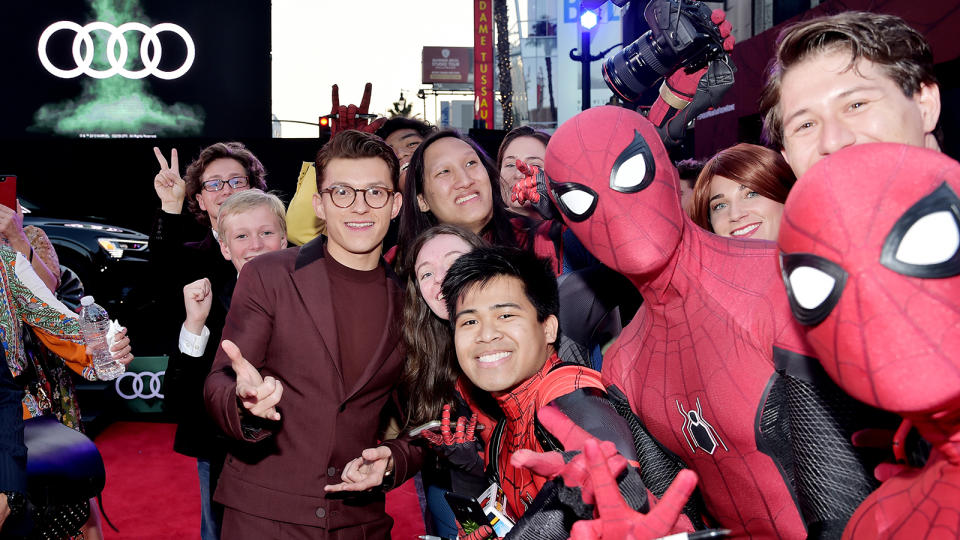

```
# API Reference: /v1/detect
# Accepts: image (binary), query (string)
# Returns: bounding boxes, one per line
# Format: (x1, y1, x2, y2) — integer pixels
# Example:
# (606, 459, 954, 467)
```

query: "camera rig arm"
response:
(645, 4, 735, 154)
(648, 54, 735, 154)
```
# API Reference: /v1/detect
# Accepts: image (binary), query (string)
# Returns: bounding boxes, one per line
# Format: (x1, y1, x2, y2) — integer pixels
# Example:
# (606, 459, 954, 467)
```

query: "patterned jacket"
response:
(0, 247, 87, 381)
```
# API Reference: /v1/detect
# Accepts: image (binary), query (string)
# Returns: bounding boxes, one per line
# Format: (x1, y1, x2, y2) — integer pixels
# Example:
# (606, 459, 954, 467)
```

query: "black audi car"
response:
(21, 201, 162, 353)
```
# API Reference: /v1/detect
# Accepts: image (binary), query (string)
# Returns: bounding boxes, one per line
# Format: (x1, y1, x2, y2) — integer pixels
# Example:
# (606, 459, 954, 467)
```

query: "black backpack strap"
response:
(487, 416, 507, 485)
(532, 361, 598, 453)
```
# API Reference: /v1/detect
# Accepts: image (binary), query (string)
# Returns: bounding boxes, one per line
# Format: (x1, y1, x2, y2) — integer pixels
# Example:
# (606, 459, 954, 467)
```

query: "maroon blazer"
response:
(204, 236, 422, 529)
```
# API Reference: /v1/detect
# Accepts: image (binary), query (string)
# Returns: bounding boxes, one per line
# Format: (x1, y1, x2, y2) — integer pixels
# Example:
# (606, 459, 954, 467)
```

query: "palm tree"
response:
(495, 0, 514, 130)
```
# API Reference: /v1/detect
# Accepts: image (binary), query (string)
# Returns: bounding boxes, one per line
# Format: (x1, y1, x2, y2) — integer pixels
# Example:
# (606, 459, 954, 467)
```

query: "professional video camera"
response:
(603, 0, 727, 103)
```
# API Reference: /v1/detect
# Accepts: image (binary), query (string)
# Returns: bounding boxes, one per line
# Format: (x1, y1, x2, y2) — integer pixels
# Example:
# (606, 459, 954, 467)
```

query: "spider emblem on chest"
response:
(677, 397, 728, 455)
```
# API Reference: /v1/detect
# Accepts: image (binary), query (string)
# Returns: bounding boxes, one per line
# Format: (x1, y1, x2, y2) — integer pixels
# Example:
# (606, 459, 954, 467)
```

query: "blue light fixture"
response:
(580, 9, 598, 30)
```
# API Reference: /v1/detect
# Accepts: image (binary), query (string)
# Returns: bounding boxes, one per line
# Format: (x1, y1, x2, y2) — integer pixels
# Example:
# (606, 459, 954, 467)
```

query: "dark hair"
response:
(375, 117, 435, 140)
(675, 158, 704, 188)
(400, 225, 489, 427)
(759, 11, 937, 149)
(689, 143, 796, 232)
(495, 126, 551, 170)
(315, 130, 400, 191)
(442, 246, 559, 332)
(396, 130, 518, 274)
(184, 142, 267, 227)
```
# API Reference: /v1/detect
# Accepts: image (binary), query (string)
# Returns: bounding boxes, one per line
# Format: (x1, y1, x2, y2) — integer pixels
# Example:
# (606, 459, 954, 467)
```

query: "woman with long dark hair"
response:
(400, 224, 492, 428)
(398, 224, 495, 538)
(396, 130, 519, 273)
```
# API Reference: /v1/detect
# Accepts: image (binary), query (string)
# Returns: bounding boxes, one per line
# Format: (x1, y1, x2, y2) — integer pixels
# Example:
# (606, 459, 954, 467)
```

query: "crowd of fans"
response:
(0, 5, 955, 540)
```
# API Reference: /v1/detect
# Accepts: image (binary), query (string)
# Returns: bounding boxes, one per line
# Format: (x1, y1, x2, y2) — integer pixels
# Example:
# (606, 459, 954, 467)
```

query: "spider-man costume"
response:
(446, 352, 645, 540)
(778, 143, 960, 539)
(437, 360, 644, 540)
(489, 354, 609, 515)
(520, 106, 894, 538)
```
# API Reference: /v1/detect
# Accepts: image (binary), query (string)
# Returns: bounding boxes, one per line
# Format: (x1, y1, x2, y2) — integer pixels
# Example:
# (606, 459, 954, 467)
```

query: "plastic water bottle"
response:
(79, 296, 124, 380)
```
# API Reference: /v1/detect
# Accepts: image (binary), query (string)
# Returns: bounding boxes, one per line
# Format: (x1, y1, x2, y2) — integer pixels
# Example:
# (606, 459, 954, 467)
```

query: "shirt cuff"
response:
(179, 324, 210, 357)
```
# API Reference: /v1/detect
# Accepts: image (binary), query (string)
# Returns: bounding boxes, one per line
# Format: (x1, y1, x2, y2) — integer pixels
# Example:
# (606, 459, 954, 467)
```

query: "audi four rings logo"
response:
(115, 371, 165, 400)
(38, 21, 195, 80)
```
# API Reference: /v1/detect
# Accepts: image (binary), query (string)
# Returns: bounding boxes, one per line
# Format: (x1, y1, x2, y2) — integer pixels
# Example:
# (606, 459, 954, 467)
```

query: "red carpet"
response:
(96, 422, 425, 539)
(97, 422, 200, 539)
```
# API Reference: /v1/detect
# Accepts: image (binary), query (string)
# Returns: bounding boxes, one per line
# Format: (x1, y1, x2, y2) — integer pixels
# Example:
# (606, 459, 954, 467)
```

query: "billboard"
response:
(422, 46, 473, 87)
(0, 0, 271, 139)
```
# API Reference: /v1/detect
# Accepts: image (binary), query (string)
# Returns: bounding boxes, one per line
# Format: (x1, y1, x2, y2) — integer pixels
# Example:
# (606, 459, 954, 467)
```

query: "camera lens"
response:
(603, 31, 678, 103)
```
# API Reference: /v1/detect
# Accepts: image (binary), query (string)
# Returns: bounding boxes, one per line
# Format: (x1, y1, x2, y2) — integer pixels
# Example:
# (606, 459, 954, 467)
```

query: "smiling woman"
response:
(690, 143, 796, 242)
(396, 130, 518, 272)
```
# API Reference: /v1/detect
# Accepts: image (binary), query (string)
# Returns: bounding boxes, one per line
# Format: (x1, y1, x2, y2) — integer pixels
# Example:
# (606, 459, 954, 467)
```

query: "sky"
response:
(271, 0, 480, 137)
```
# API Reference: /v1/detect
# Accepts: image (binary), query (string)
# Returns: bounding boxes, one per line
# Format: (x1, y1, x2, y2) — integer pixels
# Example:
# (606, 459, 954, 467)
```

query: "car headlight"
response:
(97, 238, 148, 259)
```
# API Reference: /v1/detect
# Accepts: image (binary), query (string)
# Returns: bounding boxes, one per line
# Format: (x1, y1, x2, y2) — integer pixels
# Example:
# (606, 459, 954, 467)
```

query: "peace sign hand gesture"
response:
(153, 146, 186, 214)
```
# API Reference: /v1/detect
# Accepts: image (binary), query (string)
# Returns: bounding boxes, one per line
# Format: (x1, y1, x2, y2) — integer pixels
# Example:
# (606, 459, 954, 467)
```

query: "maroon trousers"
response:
(221, 508, 393, 540)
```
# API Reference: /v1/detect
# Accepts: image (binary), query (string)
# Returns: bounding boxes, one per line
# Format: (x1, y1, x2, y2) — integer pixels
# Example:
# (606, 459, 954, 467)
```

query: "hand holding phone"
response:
(444, 492, 494, 535)
(0, 176, 25, 249)
(416, 405, 486, 475)
(0, 175, 17, 211)
(408, 420, 442, 438)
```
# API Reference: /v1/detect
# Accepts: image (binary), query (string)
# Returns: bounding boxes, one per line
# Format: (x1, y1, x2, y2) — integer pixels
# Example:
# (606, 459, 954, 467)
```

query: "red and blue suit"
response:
(778, 142, 960, 539)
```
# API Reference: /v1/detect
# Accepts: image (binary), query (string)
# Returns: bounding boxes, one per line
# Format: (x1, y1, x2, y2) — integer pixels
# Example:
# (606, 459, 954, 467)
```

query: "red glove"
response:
(648, 9, 735, 152)
(460, 523, 498, 540)
(511, 406, 628, 505)
(421, 404, 485, 476)
(657, 10, 733, 107)
(327, 83, 387, 137)
(511, 161, 541, 205)
(714, 9, 735, 52)
(570, 439, 699, 540)
(511, 161, 557, 221)
(852, 419, 919, 482)
(422, 403, 478, 446)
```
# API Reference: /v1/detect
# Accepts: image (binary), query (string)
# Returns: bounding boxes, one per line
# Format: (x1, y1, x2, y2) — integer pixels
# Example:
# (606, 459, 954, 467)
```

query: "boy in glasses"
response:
(150, 142, 267, 540)
(204, 130, 422, 539)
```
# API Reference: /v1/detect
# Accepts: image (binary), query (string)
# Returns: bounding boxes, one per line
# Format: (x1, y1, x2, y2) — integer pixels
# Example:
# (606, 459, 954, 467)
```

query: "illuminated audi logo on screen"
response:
(38, 21, 195, 80)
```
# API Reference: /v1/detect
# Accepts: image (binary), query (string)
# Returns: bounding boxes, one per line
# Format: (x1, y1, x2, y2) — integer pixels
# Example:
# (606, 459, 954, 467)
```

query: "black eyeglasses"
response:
(201, 176, 250, 192)
(320, 185, 394, 209)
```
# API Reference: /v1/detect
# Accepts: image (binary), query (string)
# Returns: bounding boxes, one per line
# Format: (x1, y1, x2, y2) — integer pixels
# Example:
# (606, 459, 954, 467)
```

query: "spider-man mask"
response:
(778, 143, 960, 415)
(543, 106, 684, 280)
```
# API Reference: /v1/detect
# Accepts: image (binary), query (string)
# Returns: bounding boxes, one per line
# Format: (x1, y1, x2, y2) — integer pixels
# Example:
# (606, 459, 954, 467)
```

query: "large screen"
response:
(1, 0, 270, 139)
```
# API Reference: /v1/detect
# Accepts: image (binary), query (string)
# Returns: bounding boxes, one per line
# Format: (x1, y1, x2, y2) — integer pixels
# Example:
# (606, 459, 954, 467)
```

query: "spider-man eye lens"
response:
(609, 130, 655, 193)
(550, 182, 598, 222)
(780, 252, 848, 326)
(881, 182, 960, 278)
(789, 267, 836, 309)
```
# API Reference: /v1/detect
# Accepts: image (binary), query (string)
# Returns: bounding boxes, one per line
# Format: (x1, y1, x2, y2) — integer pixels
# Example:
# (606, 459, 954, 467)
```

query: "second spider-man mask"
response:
(778, 142, 960, 415)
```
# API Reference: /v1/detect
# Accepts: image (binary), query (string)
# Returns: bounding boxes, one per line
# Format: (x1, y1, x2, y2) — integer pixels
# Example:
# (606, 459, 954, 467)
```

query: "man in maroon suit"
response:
(204, 130, 421, 538)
